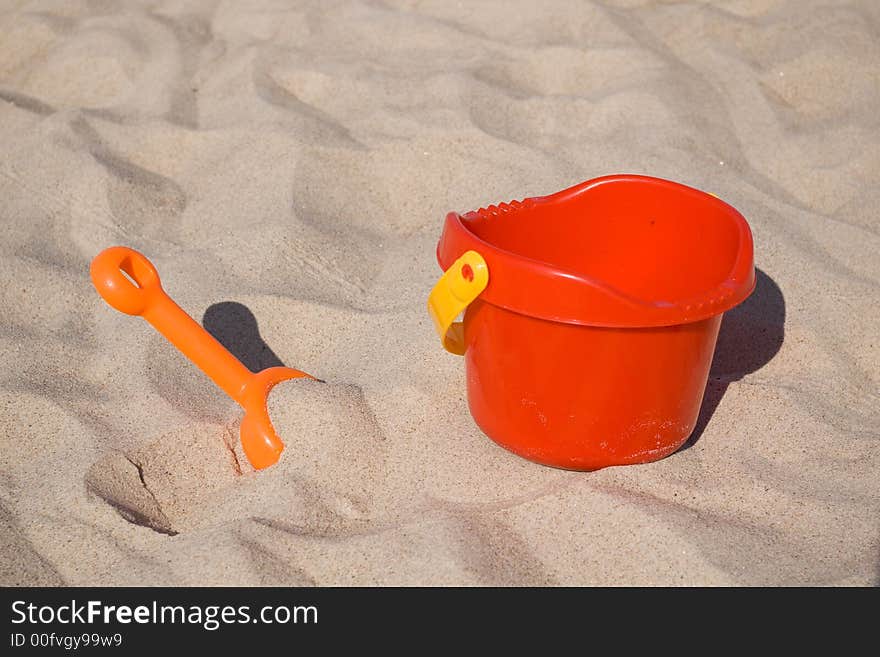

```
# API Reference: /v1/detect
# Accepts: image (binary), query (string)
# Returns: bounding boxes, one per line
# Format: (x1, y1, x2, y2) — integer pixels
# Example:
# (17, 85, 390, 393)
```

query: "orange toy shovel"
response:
(90, 246, 312, 470)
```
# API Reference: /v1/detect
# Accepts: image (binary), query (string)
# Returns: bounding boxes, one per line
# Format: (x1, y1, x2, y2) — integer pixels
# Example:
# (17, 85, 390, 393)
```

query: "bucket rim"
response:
(436, 174, 756, 328)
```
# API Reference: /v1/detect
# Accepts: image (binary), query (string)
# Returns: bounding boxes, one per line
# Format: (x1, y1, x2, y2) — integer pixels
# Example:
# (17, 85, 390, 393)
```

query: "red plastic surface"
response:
(438, 174, 754, 327)
(436, 174, 755, 470)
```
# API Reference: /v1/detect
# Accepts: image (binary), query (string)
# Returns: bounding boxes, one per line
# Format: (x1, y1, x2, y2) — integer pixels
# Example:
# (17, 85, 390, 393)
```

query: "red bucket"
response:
(428, 174, 755, 470)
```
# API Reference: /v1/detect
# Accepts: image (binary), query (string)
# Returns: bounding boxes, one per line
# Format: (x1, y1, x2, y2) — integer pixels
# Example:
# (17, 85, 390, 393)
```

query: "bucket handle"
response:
(427, 250, 489, 355)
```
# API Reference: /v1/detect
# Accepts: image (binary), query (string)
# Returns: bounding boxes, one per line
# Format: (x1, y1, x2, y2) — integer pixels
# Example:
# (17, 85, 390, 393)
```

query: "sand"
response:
(1, 0, 878, 586)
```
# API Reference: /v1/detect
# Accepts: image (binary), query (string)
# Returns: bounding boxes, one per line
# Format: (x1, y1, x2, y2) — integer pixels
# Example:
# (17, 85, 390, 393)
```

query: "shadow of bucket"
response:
(428, 174, 757, 470)
(683, 268, 785, 449)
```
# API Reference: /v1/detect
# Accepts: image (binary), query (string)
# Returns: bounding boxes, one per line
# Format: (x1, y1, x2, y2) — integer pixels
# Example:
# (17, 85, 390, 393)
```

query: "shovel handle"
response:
(90, 246, 254, 406)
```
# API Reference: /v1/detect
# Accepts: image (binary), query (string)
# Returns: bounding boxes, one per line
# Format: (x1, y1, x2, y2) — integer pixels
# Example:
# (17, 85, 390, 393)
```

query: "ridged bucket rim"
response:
(436, 174, 756, 328)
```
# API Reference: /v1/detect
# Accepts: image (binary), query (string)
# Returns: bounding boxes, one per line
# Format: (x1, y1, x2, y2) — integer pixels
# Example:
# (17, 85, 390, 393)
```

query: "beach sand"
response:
(0, 0, 878, 586)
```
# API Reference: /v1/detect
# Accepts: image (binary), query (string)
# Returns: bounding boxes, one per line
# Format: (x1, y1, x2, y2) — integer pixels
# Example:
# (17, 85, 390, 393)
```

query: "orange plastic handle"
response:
(90, 246, 254, 406)
(90, 246, 313, 470)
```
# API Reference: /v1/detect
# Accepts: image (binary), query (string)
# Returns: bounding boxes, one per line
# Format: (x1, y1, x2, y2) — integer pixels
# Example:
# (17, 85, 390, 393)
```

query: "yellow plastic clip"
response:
(427, 250, 489, 355)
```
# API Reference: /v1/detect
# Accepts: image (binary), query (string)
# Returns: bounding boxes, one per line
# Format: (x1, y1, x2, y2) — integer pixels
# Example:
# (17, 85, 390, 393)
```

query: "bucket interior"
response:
(466, 179, 743, 303)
